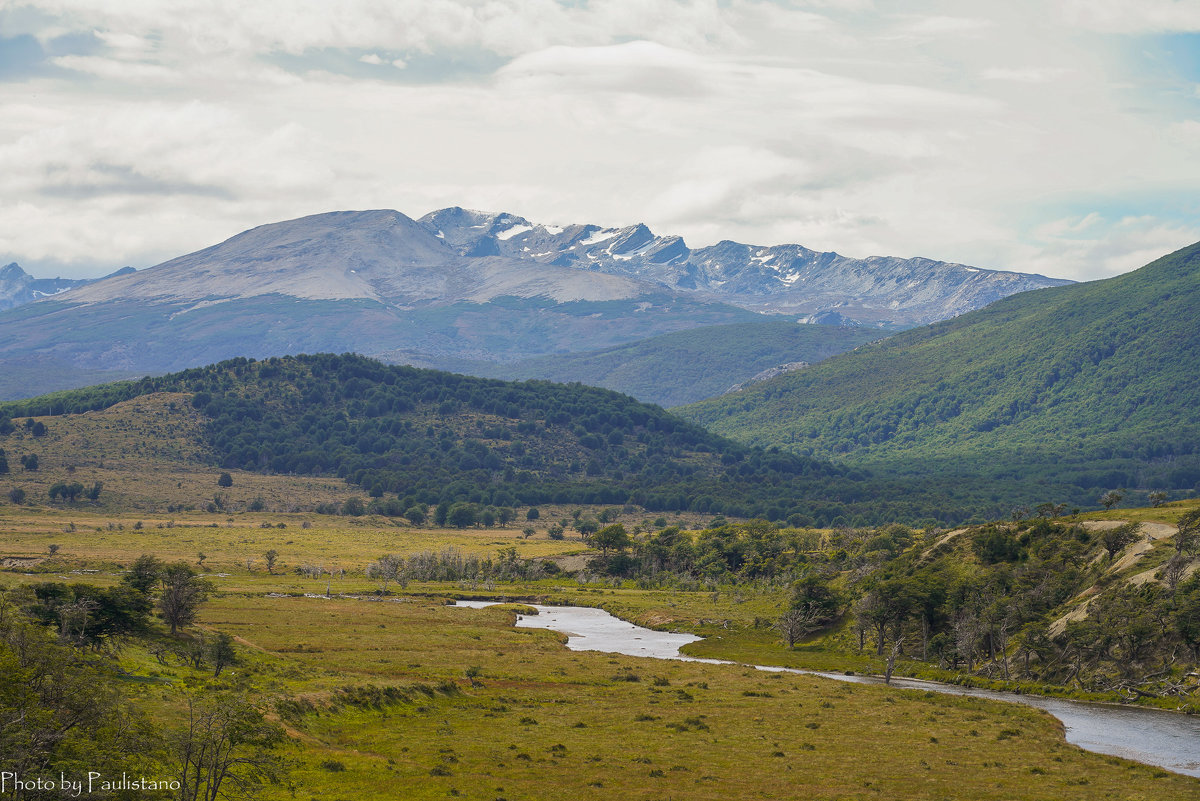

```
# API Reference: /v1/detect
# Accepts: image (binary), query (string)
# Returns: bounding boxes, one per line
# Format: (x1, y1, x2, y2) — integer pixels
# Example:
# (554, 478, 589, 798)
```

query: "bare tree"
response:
(173, 693, 286, 801)
(263, 549, 279, 575)
(1159, 554, 1190, 593)
(58, 597, 99, 645)
(366, 554, 404, 593)
(776, 604, 824, 649)
(952, 610, 980, 672)
(884, 637, 905, 685)
(1174, 509, 1200, 556)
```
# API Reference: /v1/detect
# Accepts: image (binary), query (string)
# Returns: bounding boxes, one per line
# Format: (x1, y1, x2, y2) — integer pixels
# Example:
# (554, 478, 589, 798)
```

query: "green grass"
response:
(4, 408, 1200, 798)
(4, 545, 1200, 799)
(198, 590, 1200, 799)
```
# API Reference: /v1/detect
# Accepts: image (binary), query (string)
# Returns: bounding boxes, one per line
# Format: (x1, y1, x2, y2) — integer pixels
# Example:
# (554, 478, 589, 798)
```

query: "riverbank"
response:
(455, 600, 1200, 778)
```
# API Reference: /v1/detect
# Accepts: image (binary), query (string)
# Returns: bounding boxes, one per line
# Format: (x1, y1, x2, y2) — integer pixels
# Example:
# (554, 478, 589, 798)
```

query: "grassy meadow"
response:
(3, 508, 1200, 799)
(3, 402, 1200, 799)
(8, 572, 1191, 801)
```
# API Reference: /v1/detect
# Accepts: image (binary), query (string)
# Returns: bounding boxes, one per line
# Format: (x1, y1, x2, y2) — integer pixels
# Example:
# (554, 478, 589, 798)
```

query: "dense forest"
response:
(474, 319, 878, 407)
(680, 242, 1200, 505)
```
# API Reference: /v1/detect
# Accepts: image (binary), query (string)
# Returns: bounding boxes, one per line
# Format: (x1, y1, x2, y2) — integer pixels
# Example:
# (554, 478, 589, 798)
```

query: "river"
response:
(454, 600, 1200, 778)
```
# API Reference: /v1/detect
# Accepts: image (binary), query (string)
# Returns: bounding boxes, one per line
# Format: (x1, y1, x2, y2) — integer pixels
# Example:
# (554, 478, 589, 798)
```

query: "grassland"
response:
(3, 513, 1199, 800)
(8, 570, 1195, 801)
(0, 392, 367, 514)
(205, 592, 1197, 801)
(4, 407, 1200, 798)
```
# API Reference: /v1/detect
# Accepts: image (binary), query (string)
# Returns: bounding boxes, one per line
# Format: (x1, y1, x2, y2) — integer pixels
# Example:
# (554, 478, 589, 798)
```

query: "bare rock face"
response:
(63, 210, 652, 308)
(724, 362, 811, 395)
(0, 262, 92, 311)
(419, 207, 1072, 327)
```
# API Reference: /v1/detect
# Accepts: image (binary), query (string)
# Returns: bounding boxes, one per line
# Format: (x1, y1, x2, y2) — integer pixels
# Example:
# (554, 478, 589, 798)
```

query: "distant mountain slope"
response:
(0, 207, 1067, 400)
(0, 211, 761, 399)
(420, 207, 1071, 326)
(678, 242, 1200, 495)
(60, 209, 657, 306)
(474, 319, 879, 407)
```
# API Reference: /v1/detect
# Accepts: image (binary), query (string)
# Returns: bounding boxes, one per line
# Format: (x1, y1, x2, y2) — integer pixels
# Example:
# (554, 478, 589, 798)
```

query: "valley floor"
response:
(2, 506, 1199, 800)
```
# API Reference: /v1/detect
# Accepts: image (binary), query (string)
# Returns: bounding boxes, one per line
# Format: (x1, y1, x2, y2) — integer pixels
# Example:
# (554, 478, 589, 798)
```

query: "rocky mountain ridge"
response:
(0, 208, 1071, 400)
(0, 263, 97, 311)
(418, 207, 1072, 326)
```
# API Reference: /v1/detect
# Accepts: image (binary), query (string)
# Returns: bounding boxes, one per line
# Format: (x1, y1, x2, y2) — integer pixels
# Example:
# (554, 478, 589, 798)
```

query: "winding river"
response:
(455, 601, 1200, 778)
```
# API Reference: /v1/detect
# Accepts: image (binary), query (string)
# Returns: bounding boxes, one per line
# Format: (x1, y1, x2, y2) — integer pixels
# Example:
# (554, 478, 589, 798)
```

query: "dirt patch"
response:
(1140, 522, 1176, 541)
(1049, 597, 1095, 638)
(1, 556, 47, 568)
(1081, 521, 1126, 531)
(542, 553, 591, 572)
(1128, 559, 1199, 587)
(918, 528, 966, 564)
(1050, 521, 1182, 636)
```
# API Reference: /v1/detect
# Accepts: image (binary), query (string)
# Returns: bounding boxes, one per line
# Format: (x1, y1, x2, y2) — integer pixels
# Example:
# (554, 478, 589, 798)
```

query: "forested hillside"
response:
(680, 242, 1200, 503)
(474, 319, 879, 407)
(2, 353, 984, 525)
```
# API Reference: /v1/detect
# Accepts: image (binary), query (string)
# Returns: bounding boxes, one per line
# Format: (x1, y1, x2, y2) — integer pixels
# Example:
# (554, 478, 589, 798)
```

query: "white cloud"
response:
(1023, 214, 1200, 280)
(1056, 0, 1200, 33)
(498, 40, 715, 96)
(981, 67, 1071, 83)
(0, 99, 335, 265)
(0, 0, 1198, 281)
(888, 15, 992, 39)
(52, 54, 178, 82)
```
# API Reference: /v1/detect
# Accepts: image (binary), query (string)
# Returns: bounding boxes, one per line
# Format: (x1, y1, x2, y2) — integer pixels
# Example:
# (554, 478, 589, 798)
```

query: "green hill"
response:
(469, 319, 880, 407)
(2, 353, 979, 526)
(678, 242, 1200, 504)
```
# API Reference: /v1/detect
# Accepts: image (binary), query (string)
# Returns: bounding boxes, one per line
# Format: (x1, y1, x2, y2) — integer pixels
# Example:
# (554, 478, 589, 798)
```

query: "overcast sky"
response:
(2, 0, 1199, 281)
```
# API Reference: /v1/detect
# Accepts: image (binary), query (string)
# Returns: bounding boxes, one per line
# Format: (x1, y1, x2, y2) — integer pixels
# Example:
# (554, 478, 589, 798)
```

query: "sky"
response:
(1, 0, 1199, 282)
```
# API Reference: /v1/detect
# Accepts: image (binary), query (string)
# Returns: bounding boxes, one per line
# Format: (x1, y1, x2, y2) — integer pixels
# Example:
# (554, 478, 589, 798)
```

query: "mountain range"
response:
(417, 207, 1070, 325)
(0, 208, 1068, 401)
(3, 217, 1197, 515)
